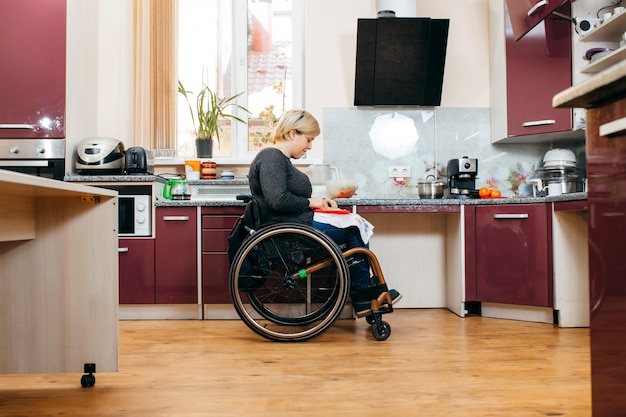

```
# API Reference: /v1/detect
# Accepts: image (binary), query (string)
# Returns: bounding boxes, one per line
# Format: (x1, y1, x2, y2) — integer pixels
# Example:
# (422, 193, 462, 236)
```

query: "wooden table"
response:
(0, 170, 119, 379)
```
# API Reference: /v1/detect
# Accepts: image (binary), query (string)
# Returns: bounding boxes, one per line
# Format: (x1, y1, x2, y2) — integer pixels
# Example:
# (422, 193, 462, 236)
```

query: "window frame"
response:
(176, 0, 304, 161)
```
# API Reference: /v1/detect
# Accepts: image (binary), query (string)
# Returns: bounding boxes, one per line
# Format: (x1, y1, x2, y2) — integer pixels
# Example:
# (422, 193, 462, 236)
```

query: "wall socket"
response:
(388, 165, 411, 178)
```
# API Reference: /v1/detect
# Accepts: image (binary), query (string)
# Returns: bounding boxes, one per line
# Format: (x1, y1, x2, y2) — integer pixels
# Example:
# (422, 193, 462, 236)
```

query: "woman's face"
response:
(289, 130, 315, 159)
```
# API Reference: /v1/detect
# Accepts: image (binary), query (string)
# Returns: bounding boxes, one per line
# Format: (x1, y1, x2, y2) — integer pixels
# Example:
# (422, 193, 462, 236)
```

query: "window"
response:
(176, 0, 302, 159)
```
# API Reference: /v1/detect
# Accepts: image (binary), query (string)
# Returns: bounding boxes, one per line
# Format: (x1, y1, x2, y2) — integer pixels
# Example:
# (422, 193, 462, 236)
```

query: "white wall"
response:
(65, 0, 491, 163)
(65, 0, 133, 171)
(304, 1, 491, 158)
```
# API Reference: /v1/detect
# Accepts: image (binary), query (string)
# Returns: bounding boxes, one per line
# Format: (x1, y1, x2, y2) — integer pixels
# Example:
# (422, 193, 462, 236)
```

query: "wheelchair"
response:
(228, 196, 396, 342)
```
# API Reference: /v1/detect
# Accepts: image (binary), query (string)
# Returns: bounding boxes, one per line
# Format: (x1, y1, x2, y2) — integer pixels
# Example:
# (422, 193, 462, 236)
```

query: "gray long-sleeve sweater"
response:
(248, 147, 313, 225)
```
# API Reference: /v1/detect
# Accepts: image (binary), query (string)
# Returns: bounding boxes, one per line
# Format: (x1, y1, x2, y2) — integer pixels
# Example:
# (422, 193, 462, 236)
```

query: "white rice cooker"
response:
(75, 138, 126, 175)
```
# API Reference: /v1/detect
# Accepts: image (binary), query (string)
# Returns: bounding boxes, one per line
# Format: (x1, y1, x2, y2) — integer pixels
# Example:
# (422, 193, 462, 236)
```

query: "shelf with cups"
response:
(579, 7, 626, 74)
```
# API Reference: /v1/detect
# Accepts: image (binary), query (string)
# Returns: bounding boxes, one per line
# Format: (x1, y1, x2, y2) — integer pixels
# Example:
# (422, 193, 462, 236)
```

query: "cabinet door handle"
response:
(118, 247, 129, 253)
(162, 215, 189, 221)
(599, 117, 626, 137)
(0, 160, 49, 167)
(522, 119, 555, 127)
(527, 0, 547, 16)
(0, 123, 35, 130)
(493, 214, 529, 219)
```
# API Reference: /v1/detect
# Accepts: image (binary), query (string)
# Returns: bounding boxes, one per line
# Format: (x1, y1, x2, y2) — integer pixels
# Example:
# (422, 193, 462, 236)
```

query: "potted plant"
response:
(178, 80, 250, 158)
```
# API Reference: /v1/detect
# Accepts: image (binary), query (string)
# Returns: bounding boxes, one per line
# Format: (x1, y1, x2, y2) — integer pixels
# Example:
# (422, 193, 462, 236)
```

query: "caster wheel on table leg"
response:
(80, 373, 96, 388)
(372, 320, 391, 341)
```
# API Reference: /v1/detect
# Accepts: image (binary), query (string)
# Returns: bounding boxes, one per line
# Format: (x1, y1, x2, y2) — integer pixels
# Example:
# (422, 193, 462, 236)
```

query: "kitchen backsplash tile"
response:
(322, 108, 581, 198)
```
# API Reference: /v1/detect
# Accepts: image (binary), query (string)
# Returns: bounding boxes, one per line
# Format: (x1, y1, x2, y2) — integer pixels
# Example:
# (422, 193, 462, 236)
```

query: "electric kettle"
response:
(163, 178, 191, 200)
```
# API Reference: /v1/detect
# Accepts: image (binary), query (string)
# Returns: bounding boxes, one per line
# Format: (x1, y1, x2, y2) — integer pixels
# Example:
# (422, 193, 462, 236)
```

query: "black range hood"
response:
(354, 17, 450, 107)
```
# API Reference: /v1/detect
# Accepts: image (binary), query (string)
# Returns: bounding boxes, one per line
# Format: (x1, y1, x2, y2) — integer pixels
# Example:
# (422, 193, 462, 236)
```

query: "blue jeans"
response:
(311, 221, 371, 290)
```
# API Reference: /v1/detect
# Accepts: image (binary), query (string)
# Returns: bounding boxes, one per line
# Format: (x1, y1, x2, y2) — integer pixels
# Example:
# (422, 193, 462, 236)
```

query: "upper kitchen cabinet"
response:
(0, 0, 66, 139)
(506, 0, 570, 40)
(490, 0, 584, 144)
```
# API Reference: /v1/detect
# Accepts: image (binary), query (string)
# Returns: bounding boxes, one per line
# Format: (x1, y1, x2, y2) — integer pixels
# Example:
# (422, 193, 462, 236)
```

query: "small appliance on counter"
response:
(528, 148, 585, 197)
(162, 177, 191, 200)
(75, 137, 125, 175)
(124, 146, 154, 174)
(447, 156, 479, 199)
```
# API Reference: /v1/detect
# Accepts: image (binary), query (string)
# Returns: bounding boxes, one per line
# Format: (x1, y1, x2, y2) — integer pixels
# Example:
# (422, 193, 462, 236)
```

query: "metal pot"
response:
(416, 175, 447, 199)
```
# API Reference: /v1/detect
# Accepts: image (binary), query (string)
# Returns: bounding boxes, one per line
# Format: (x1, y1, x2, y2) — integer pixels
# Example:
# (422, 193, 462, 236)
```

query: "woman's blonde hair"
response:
(273, 110, 320, 143)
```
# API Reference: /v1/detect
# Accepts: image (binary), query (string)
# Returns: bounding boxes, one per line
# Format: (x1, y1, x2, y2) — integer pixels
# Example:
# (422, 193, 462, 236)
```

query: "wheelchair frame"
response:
(229, 216, 395, 342)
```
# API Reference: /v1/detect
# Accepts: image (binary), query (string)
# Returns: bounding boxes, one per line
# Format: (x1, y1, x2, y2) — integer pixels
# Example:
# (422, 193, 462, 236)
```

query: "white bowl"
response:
(325, 179, 358, 199)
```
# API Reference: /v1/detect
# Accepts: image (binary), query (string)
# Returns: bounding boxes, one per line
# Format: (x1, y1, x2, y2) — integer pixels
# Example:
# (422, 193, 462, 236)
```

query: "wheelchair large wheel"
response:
(230, 223, 350, 342)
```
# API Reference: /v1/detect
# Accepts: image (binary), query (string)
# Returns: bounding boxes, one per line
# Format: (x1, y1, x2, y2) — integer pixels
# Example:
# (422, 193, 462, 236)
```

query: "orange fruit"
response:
(479, 187, 491, 198)
(490, 189, 502, 198)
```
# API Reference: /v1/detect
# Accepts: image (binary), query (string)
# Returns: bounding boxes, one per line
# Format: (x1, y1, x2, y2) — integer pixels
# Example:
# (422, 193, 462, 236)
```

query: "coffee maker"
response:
(447, 156, 478, 199)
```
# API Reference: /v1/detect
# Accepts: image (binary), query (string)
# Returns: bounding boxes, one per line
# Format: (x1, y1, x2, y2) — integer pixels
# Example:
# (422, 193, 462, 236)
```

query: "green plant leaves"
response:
(177, 80, 250, 143)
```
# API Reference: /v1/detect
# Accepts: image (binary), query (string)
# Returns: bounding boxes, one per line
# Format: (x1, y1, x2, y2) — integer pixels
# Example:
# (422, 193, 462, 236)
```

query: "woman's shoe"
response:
(351, 284, 402, 317)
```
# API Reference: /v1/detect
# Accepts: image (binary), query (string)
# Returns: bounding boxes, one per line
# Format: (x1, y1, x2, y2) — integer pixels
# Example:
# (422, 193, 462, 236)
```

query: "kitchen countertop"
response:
(65, 173, 164, 183)
(63, 174, 586, 208)
(64, 174, 249, 186)
(553, 59, 626, 108)
(153, 192, 587, 207)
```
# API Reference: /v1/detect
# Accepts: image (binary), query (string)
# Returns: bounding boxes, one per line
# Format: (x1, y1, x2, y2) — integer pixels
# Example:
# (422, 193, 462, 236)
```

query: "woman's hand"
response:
(308, 196, 338, 210)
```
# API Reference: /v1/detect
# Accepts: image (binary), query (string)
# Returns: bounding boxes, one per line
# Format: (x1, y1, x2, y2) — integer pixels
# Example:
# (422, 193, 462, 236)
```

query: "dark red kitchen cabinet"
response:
(0, 0, 66, 138)
(506, 0, 569, 41)
(155, 207, 198, 304)
(585, 92, 626, 417)
(505, 2, 573, 137)
(470, 204, 553, 307)
(201, 207, 243, 304)
(491, 0, 575, 142)
(118, 238, 155, 304)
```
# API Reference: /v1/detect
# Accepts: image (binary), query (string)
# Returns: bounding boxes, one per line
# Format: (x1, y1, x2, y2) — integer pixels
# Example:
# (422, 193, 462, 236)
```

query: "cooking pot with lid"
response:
(416, 175, 447, 199)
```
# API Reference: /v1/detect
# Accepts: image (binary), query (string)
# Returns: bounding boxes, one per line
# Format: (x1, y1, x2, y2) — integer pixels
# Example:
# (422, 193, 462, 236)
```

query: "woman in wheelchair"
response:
(247, 109, 402, 317)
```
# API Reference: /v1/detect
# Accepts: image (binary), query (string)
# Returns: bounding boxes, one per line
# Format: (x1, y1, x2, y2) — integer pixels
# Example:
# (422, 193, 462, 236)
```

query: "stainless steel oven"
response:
(0, 139, 66, 180)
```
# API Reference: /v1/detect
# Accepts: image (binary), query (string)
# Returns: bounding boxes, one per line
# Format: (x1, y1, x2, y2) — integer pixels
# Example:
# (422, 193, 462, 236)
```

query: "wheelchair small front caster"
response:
(372, 320, 391, 341)
(80, 363, 96, 388)
(365, 314, 376, 325)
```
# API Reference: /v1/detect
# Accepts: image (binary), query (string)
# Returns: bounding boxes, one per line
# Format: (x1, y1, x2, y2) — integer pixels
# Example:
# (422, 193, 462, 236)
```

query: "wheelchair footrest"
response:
(354, 291, 396, 318)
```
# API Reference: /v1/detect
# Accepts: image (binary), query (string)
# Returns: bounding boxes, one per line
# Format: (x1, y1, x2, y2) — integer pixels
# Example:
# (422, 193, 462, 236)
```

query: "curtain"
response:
(133, 0, 176, 154)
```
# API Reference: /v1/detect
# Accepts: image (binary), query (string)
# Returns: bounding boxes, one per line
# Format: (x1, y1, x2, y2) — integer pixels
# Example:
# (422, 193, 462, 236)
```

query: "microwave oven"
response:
(118, 194, 151, 237)
(96, 184, 152, 237)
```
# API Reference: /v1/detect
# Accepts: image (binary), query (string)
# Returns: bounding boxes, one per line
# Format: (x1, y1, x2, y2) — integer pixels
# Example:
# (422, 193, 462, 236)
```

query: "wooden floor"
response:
(0, 309, 590, 416)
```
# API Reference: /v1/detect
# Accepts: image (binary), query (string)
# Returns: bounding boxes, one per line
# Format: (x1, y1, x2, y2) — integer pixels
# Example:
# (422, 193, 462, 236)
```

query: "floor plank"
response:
(0, 309, 590, 416)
